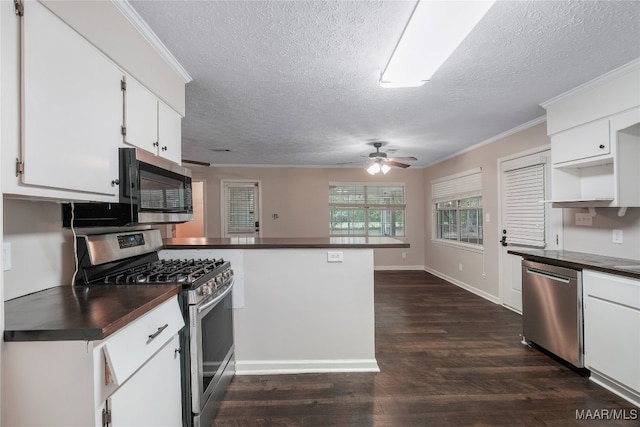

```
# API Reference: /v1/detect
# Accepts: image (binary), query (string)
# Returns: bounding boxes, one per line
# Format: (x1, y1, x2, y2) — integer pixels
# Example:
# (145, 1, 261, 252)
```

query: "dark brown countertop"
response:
(507, 249, 640, 280)
(163, 236, 410, 249)
(4, 284, 181, 342)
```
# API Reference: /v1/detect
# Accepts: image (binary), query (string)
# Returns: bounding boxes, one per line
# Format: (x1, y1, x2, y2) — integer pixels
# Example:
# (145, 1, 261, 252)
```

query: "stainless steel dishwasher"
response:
(522, 260, 584, 368)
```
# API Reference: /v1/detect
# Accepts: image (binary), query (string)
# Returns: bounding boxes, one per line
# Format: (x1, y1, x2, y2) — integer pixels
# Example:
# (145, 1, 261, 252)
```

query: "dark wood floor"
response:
(211, 271, 638, 426)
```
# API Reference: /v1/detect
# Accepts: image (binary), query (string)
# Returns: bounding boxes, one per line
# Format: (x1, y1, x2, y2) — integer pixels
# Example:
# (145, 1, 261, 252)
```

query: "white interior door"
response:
(499, 149, 562, 313)
(222, 181, 261, 238)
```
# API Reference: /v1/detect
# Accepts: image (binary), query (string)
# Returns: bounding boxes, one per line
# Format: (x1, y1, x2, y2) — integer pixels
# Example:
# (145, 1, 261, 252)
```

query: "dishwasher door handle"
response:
(525, 267, 571, 284)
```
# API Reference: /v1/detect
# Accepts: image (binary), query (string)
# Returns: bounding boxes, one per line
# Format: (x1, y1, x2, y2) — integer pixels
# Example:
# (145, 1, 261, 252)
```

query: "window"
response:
(329, 184, 405, 237)
(432, 169, 483, 246)
(436, 197, 483, 244)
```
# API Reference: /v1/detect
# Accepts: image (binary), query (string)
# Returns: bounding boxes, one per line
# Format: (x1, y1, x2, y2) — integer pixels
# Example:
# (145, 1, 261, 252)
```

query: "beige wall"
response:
(423, 121, 640, 301)
(188, 166, 426, 269)
(422, 122, 549, 299)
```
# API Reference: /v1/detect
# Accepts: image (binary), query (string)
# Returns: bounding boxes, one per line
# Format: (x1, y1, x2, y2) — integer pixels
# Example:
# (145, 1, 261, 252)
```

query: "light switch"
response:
(612, 229, 623, 244)
(3, 242, 12, 271)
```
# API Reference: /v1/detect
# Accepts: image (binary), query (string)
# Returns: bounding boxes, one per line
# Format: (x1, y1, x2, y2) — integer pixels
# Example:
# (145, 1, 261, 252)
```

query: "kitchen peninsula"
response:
(161, 236, 409, 375)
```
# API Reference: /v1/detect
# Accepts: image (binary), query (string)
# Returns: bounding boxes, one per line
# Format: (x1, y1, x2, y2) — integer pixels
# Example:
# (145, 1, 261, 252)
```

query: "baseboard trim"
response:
(423, 267, 501, 305)
(374, 265, 426, 271)
(236, 359, 380, 375)
(589, 371, 640, 408)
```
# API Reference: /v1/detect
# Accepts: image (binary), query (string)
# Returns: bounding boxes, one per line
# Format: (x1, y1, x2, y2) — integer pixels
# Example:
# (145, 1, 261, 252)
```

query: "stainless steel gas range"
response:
(74, 229, 234, 427)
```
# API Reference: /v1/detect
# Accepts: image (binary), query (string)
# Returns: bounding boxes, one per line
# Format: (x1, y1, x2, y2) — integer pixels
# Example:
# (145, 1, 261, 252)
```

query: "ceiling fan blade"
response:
(337, 161, 366, 165)
(391, 156, 417, 161)
(386, 160, 411, 169)
(182, 159, 211, 167)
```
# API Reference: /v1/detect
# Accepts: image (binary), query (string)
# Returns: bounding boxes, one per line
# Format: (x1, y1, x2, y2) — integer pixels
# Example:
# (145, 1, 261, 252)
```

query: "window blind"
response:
(432, 169, 482, 202)
(226, 186, 255, 234)
(504, 164, 545, 247)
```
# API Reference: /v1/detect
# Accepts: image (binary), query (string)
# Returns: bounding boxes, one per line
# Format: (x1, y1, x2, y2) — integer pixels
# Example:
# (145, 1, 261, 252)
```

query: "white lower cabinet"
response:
(583, 270, 640, 406)
(110, 334, 183, 427)
(1, 297, 184, 427)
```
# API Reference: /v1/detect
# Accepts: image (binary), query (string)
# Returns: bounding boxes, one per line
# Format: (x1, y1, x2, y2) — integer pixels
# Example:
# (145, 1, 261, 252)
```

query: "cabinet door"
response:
(22, 1, 121, 196)
(583, 271, 640, 393)
(158, 101, 183, 164)
(110, 334, 183, 427)
(551, 118, 611, 165)
(123, 76, 159, 154)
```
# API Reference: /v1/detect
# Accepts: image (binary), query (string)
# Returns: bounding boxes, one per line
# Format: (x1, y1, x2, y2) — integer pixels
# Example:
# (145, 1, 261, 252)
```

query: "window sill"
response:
(431, 239, 484, 254)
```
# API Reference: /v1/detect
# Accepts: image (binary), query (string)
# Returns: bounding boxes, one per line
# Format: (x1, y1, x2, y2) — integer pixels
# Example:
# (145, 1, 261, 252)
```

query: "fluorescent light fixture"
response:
(380, 0, 495, 88)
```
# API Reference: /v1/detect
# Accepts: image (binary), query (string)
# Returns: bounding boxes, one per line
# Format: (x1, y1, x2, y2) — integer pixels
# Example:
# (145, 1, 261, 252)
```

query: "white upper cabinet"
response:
(6, 1, 122, 201)
(1, 0, 187, 202)
(158, 100, 183, 164)
(123, 75, 183, 164)
(542, 62, 640, 207)
(122, 76, 158, 154)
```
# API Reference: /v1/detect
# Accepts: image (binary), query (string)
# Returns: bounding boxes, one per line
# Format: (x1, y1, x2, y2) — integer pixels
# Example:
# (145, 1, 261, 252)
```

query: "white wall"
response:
(2, 199, 73, 300)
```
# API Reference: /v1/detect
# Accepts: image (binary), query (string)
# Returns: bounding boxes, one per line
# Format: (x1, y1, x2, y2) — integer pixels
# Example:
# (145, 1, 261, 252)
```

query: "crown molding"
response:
(540, 57, 640, 109)
(424, 115, 547, 168)
(111, 0, 192, 83)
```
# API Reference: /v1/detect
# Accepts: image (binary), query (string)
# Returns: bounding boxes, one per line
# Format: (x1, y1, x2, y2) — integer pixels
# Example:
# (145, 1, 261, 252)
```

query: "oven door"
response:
(189, 281, 235, 419)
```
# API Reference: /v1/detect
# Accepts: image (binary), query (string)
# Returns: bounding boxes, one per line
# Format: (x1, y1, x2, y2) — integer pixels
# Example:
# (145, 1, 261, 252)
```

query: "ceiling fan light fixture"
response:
(381, 163, 391, 174)
(380, 0, 495, 89)
(367, 162, 381, 175)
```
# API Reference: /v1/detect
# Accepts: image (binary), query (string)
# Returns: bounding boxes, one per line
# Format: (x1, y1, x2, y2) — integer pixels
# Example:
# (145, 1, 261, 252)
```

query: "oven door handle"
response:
(197, 280, 234, 314)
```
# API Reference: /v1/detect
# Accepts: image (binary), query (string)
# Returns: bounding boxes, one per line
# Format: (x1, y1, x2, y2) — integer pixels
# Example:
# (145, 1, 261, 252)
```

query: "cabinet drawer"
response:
(552, 119, 610, 165)
(583, 270, 640, 309)
(103, 296, 184, 385)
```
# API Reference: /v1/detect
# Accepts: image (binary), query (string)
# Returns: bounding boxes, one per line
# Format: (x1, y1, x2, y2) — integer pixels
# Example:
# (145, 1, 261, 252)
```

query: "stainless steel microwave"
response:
(62, 147, 193, 227)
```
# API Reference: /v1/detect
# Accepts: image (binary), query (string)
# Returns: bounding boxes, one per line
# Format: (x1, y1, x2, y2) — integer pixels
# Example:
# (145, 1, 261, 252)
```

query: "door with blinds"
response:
(222, 181, 261, 238)
(499, 150, 562, 313)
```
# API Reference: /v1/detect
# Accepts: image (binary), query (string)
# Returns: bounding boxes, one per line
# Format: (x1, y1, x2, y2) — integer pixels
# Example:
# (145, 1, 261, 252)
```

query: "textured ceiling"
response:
(128, 0, 640, 168)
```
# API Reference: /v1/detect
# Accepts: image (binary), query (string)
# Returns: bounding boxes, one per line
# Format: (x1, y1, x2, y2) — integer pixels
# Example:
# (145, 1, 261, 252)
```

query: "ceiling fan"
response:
(182, 158, 211, 167)
(339, 142, 417, 174)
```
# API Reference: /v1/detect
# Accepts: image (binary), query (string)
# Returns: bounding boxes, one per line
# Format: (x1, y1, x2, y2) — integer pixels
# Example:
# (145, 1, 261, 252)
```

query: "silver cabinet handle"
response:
(147, 323, 168, 343)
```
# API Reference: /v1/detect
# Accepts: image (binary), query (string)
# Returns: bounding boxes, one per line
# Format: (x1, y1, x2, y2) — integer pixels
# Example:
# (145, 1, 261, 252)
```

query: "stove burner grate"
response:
(102, 259, 225, 285)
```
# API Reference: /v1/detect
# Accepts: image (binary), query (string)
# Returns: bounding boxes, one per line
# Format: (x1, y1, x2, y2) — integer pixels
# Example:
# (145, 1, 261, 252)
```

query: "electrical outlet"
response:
(458, 263, 463, 272)
(575, 213, 592, 226)
(327, 251, 343, 262)
(612, 229, 623, 244)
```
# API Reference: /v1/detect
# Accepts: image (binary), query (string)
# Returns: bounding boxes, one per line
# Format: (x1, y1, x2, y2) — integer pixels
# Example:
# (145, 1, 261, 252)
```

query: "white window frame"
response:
(329, 182, 406, 237)
(431, 168, 484, 253)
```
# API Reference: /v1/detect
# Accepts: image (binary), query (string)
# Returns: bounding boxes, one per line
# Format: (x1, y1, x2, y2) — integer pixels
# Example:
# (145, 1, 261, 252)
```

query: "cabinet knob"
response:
(599, 144, 605, 149)
(111, 179, 120, 187)
(162, 146, 168, 152)
(153, 141, 159, 147)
